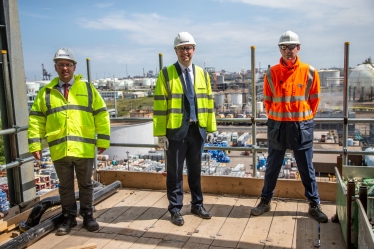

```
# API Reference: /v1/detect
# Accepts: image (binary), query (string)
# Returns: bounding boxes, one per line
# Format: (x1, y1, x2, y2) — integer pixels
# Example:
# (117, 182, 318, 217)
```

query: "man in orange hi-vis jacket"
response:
(251, 31, 328, 223)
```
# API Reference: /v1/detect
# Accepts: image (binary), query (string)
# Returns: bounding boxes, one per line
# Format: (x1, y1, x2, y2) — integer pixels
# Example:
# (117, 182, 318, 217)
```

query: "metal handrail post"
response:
(343, 42, 350, 165)
(251, 46, 257, 177)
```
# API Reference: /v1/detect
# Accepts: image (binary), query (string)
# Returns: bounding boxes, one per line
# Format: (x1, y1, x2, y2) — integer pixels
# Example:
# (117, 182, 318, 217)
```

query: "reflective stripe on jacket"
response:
(263, 56, 320, 121)
(28, 75, 110, 161)
(153, 63, 216, 136)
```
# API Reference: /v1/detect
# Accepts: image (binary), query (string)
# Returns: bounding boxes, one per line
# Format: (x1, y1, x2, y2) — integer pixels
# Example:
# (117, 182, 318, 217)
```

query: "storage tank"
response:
(225, 93, 231, 104)
(256, 102, 264, 113)
(124, 79, 134, 87)
(217, 75, 224, 84)
(318, 70, 340, 87)
(134, 78, 143, 85)
(231, 93, 243, 105)
(26, 82, 40, 93)
(105, 121, 155, 159)
(142, 78, 151, 86)
(348, 63, 374, 101)
(214, 93, 225, 107)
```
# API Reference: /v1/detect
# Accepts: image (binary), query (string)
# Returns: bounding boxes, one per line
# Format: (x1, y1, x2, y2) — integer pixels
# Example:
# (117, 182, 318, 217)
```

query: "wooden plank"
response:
(99, 190, 158, 234)
(128, 237, 162, 249)
(293, 201, 317, 249)
(210, 197, 255, 248)
(163, 194, 219, 243)
(187, 195, 238, 245)
(0, 231, 13, 244)
(93, 189, 139, 229)
(65, 242, 97, 249)
(27, 229, 80, 249)
(181, 241, 210, 248)
(48, 231, 96, 249)
(119, 191, 167, 237)
(319, 202, 346, 248)
(100, 234, 138, 249)
(237, 197, 275, 249)
(98, 171, 336, 201)
(75, 232, 117, 249)
(154, 240, 185, 248)
(141, 192, 193, 240)
(264, 199, 298, 248)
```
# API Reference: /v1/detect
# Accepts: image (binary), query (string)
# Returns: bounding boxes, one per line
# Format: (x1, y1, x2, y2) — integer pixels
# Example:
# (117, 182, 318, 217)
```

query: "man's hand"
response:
(32, 151, 42, 160)
(98, 148, 106, 154)
(206, 133, 214, 143)
(158, 136, 169, 150)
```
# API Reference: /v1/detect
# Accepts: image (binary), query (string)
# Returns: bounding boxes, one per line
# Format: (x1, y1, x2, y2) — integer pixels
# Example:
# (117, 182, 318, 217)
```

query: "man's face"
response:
(54, 59, 76, 82)
(175, 44, 195, 67)
(279, 43, 300, 62)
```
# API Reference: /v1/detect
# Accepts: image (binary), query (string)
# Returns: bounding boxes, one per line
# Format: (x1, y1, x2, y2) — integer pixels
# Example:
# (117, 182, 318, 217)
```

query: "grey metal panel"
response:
(3, 0, 35, 202)
(357, 199, 374, 249)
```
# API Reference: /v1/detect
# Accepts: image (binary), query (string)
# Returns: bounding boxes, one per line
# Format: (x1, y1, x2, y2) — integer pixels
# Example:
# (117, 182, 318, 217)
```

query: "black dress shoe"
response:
(170, 212, 184, 226)
(191, 206, 212, 219)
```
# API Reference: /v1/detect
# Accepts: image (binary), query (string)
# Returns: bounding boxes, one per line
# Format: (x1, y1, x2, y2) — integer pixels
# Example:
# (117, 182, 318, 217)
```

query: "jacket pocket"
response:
(299, 120, 314, 144)
(267, 120, 281, 142)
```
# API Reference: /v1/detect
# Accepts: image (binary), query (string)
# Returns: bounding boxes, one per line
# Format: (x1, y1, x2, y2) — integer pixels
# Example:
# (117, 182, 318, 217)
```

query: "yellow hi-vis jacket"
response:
(153, 64, 216, 136)
(28, 75, 110, 161)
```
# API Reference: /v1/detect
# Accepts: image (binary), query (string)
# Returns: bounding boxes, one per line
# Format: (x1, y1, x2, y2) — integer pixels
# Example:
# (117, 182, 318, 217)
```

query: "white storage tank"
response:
(214, 93, 225, 107)
(319, 70, 340, 87)
(349, 64, 374, 100)
(225, 93, 231, 104)
(134, 78, 143, 85)
(142, 78, 151, 86)
(256, 101, 264, 113)
(217, 75, 224, 84)
(231, 93, 243, 105)
(124, 79, 134, 87)
(26, 82, 40, 93)
(105, 121, 155, 159)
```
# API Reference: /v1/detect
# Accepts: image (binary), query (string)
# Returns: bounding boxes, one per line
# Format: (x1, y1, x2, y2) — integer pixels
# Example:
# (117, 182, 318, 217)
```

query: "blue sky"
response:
(18, 0, 374, 81)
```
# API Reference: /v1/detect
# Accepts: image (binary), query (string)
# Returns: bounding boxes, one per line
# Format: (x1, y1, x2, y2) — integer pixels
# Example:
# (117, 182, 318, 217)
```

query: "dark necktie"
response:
(63, 83, 69, 100)
(185, 68, 197, 121)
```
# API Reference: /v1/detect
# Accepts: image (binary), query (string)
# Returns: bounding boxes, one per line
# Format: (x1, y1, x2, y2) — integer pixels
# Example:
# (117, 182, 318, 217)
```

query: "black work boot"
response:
(80, 208, 99, 232)
(251, 197, 271, 216)
(308, 201, 328, 223)
(56, 212, 77, 236)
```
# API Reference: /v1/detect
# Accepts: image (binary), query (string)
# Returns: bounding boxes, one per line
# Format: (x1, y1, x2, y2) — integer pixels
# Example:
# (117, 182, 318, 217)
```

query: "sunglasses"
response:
(279, 44, 299, 50)
(176, 46, 195, 52)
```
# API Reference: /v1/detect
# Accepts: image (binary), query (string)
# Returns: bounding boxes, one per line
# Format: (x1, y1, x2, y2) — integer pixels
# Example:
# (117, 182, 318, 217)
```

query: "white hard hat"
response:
(278, 31, 300, 45)
(174, 32, 196, 48)
(53, 47, 77, 64)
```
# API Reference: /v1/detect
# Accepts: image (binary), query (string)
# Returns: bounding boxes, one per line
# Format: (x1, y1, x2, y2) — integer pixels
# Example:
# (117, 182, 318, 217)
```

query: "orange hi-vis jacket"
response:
(263, 56, 320, 121)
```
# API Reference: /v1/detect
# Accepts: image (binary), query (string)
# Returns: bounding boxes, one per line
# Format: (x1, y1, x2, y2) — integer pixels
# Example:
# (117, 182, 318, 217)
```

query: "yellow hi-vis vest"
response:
(28, 75, 110, 161)
(153, 63, 216, 136)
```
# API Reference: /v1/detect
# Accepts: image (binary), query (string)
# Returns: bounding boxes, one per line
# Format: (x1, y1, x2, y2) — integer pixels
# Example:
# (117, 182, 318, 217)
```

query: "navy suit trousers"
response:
(166, 123, 204, 213)
(261, 147, 320, 203)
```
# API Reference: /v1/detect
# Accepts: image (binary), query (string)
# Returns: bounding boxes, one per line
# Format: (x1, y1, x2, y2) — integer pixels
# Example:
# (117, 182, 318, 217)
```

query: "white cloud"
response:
(94, 2, 114, 9)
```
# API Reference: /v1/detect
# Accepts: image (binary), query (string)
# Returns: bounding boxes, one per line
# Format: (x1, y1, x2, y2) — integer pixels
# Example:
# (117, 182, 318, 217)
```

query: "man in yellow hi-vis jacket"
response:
(28, 48, 110, 235)
(153, 32, 216, 226)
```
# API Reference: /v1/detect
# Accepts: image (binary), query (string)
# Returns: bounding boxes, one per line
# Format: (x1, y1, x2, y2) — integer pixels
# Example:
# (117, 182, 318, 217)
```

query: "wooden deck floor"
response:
(27, 189, 345, 249)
